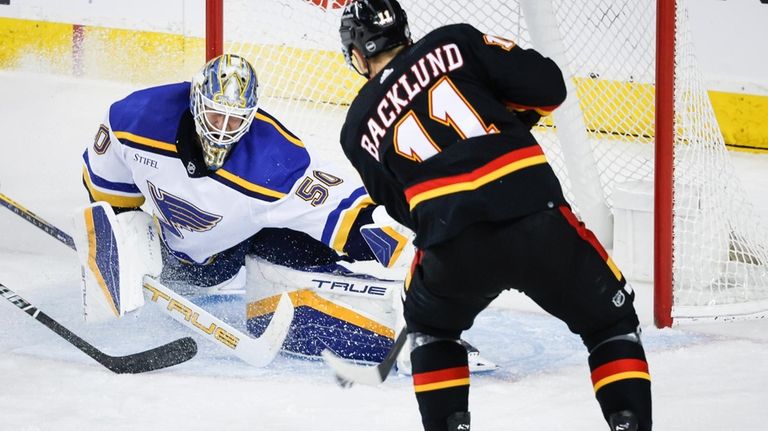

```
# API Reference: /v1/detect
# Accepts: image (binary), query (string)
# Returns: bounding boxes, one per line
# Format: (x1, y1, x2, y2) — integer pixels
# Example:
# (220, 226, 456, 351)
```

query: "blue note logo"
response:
(148, 181, 222, 238)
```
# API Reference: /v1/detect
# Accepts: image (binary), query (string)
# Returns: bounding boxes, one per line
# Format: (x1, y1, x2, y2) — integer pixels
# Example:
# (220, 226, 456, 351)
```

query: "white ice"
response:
(1, 71, 767, 430)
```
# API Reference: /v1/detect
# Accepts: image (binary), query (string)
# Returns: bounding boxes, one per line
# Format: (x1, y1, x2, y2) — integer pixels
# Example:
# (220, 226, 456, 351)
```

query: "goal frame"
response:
(655, 0, 675, 328)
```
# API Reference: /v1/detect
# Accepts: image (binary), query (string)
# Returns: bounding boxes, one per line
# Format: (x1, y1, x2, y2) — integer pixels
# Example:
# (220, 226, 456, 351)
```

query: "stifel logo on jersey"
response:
(359, 43, 464, 161)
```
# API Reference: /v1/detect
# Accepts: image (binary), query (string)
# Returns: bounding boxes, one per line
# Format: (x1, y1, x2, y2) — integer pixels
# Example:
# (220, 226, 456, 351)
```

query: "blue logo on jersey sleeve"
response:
(148, 181, 222, 238)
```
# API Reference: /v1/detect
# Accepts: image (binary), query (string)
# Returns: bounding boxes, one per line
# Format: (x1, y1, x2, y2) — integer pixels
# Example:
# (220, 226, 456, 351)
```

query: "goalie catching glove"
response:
(359, 206, 415, 270)
(72, 202, 162, 321)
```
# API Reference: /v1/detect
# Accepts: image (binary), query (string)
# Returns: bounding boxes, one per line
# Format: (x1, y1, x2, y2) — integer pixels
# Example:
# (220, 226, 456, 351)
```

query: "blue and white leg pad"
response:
(72, 202, 162, 321)
(245, 256, 403, 362)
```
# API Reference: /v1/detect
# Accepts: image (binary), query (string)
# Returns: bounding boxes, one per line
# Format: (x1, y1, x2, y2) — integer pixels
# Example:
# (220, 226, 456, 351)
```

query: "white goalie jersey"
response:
(81, 82, 374, 264)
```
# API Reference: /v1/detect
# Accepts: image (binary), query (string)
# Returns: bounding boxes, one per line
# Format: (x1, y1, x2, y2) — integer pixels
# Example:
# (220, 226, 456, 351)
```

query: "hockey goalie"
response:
(71, 53, 494, 373)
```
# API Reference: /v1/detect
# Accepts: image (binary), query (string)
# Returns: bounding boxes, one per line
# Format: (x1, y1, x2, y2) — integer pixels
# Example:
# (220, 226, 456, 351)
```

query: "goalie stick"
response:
(321, 325, 408, 387)
(142, 276, 293, 367)
(0, 282, 197, 374)
(0, 192, 293, 367)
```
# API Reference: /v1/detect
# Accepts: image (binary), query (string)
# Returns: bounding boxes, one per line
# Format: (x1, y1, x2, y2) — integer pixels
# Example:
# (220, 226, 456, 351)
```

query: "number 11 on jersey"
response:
(393, 76, 498, 162)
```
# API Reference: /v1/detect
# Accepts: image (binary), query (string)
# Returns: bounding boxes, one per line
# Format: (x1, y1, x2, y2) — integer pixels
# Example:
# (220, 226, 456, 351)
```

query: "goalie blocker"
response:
(72, 202, 162, 321)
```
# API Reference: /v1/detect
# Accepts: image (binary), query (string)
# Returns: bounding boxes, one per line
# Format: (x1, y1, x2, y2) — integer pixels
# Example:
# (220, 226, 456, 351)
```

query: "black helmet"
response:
(339, 0, 411, 76)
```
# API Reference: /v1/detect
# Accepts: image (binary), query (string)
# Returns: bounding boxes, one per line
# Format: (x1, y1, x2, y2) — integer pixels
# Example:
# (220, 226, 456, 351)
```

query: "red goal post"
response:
(654, 0, 675, 328)
(205, 0, 768, 328)
(206, 0, 223, 60)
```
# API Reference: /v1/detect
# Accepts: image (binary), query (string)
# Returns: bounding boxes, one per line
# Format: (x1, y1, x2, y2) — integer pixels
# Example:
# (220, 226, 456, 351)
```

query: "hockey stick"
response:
(321, 325, 408, 387)
(0, 192, 293, 367)
(0, 192, 75, 249)
(0, 282, 197, 374)
(142, 276, 293, 367)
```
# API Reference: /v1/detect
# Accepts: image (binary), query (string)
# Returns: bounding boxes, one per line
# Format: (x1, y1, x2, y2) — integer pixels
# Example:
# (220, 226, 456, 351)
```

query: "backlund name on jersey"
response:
(360, 43, 464, 161)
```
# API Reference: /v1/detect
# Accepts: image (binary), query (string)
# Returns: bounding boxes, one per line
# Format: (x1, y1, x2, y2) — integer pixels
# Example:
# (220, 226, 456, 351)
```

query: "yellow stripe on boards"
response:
(0, 18, 74, 74)
(709, 90, 768, 151)
(1, 18, 765, 151)
(575, 77, 656, 141)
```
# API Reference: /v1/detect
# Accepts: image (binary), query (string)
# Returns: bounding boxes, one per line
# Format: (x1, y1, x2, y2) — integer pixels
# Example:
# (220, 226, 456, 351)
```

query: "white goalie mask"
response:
(190, 54, 259, 170)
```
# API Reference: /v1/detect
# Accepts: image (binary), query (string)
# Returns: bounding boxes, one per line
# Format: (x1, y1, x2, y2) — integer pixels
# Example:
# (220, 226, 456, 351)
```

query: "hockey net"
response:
(221, 0, 768, 325)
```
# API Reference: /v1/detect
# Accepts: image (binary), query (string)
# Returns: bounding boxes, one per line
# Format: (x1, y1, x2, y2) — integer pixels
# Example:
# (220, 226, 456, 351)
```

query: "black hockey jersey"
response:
(340, 23, 568, 248)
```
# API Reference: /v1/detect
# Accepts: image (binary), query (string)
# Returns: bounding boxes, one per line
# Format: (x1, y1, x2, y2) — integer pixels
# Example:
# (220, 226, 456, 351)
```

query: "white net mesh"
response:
(224, 0, 768, 320)
(671, 3, 768, 317)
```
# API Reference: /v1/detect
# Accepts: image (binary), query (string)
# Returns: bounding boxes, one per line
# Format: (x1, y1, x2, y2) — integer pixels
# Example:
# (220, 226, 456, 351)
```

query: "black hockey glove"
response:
(513, 109, 542, 130)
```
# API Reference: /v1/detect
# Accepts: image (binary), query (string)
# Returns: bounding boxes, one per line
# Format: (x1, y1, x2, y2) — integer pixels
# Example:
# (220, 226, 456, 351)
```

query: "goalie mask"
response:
(190, 54, 258, 170)
(339, 0, 411, 77)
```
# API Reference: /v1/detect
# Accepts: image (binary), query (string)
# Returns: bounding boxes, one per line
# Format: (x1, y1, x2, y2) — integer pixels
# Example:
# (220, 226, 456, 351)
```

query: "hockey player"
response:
(74, 53, 492, 370)
(337, 1, 652, 430)
(78, 54, 377, 288)
(74, 53, 386, 356)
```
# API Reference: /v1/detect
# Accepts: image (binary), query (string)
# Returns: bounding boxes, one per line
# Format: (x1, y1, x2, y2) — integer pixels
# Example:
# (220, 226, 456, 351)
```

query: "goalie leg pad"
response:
(72, 203, 162, 321)
(245, 256, 399, 362)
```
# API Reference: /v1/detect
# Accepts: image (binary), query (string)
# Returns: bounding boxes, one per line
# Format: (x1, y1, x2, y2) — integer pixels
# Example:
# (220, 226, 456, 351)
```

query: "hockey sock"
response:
(411, 337, 470, 431)
(588, 337, 652, 431)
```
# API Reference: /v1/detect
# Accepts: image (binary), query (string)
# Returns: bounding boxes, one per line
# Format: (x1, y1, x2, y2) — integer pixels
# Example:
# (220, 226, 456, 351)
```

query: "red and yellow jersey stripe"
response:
(404, 145, 548, 210)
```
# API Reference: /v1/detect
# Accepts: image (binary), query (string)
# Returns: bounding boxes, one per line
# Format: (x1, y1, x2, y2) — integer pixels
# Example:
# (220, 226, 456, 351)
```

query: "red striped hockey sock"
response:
(589, 339, 652, 431)
(411, 339, 470, 431)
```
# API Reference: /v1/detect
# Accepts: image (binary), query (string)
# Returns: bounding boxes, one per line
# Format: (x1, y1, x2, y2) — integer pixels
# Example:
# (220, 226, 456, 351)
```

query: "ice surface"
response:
(1, 71, 767, 430)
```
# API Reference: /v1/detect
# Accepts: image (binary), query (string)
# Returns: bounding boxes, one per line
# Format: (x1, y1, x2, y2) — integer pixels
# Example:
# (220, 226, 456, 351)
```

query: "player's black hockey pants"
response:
(403, 206, 651, 431)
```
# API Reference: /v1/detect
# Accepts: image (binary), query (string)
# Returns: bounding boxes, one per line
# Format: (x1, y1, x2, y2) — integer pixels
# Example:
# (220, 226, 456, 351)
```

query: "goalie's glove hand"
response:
(359, 206, 415, 269)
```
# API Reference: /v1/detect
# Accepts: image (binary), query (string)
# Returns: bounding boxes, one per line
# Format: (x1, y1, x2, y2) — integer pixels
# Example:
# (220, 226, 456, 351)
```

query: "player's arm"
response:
(257, 149, 369, 262)
(463, 24, 567, 122)
(301, 189, 413, 270)
(274, 150, 413, 267)
(339, 120, 416, 269)
(83, 187, 140, 214)
(81, 112, 145, 212)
